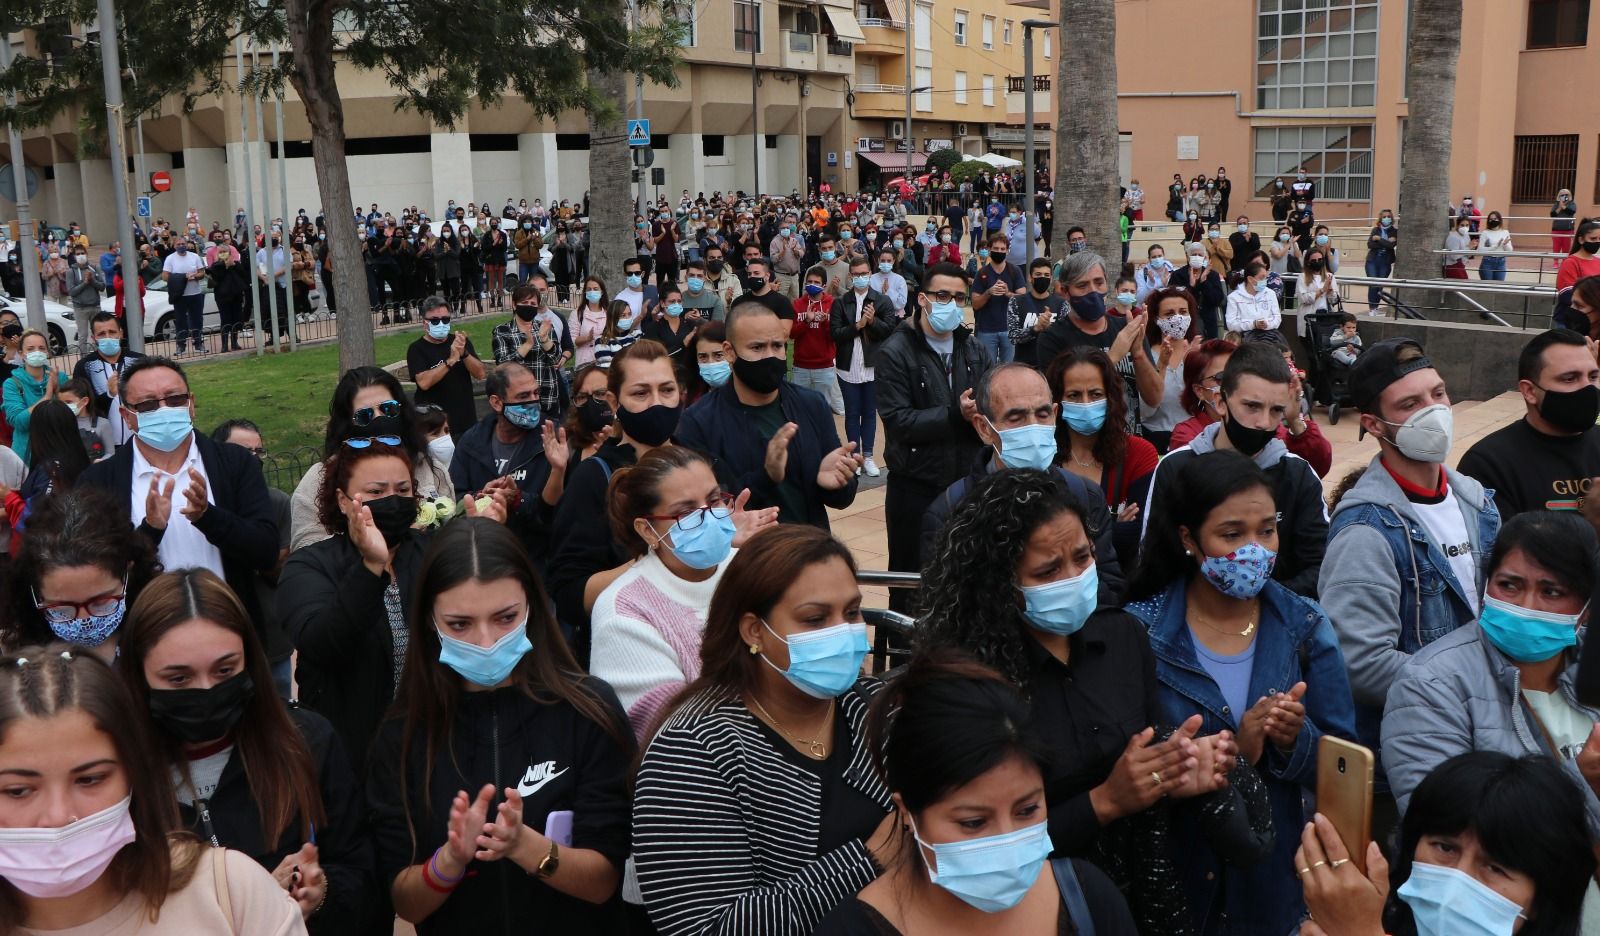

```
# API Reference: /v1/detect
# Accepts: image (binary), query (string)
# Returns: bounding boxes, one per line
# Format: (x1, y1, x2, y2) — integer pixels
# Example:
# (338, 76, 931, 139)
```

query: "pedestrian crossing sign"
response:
(628, 119, 651, 147)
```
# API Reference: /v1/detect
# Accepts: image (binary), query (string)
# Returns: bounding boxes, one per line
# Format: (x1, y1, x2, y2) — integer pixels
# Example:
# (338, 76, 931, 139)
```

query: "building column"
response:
(517, 132, 558, 205)
(429, 129, 472, 215)
(79, 159, 116, 244)
(181, 116, 230, 231)
(49, 139, 86, 236)
(668, 132, 705, 201)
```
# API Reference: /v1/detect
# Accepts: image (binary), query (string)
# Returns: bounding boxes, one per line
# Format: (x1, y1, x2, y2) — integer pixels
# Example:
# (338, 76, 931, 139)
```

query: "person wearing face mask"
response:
(1288, 201, 1316, 255)
(875, 264, 994, 611)
(1171, 242, 1228, 338)
(768, 217, 807, 297)
(41, 245, 70, 302)
(679, 258, 728, 323)
(1134, 288, 1204, 454)
(207, 235, 250, 351)
(1006, 258, 1064, 368)
(561, 363, 615, 462)
(1552, 188, 1579, 255)
(367, 519, 635, 936)
(1133, 244, 1173, 303)
(1457, 329, 1600, 521)
(676, 301, 861, 529)
(1, 329, 71, 465)
(77, 357, 280, 666)
(1034, 251, 1145, 371)
(1289, 169, 1316, 209)
(162, 235, 210, 356)
(731, 256, 796, 335)
(589, 445, 750, 741)
(1557, 220, 1600, 291)
(634, 524, 895, 934)
(615, 258, 657, 321)
(410, 296, 486, 441)
(972, 234, 1025, 365)
(782, 268, 845, 417)
(1226, 215, 1260, 274)
(1127, 451, 1356, 935)
(1182, 210, 1206, 247)
(1321, 338, 1499, 811)
(450, 363, 571, 569)
(917, 470, 1261, 932)
(1202, 223, 1233, 277)
(1365, 209, 1399, 313)
(0, 648, 308, 934)
(118, 569, 378, 932)
(66, 250, 104, 355)
(817, 652, 1139, 935)
(642, 287, 702, 379)
(1298, 751, 1593, 936)
(1229, 260, 1285, 341)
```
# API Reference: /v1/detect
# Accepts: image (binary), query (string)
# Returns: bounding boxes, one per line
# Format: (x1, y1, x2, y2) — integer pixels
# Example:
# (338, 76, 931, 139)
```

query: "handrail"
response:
(1447, 290, 1512, 327)
(856, 570, 922, 588)
(1429, 248, 1566, 259)
(858, 17, 905, 28)
(855, 83, 906, 94)
(1330, 275, 1556, 297)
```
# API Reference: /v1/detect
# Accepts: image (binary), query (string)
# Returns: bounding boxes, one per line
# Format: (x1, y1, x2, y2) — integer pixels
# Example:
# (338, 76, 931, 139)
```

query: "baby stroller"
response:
(1301, 299, 1357, 424)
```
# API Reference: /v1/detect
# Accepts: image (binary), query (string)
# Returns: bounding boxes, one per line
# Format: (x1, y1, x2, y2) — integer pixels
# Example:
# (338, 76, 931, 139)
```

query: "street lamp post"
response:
(1022, 19, 1057, 265)
(94, 0, 145, 350)
(0, 37, 45, 331)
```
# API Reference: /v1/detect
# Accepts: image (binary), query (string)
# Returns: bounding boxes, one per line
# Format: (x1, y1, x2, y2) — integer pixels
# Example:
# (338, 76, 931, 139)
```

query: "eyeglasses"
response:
(33, 575, 129, 624)
(344, 435, 402, 449)
(352, 399, 402, 427)
(242, 446, 266, 457)
(927, 290, 970, 304)
(643, 491, 735, 530)
(125, 392, 191, 414)
(572, 391, 609, 407)
(425, 315, 451, 326)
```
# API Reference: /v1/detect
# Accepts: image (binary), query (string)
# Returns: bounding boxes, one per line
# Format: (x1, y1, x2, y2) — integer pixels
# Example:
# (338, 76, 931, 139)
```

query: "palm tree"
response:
(1053, 0, 1120, 260)
(587, 66, 636, 295)
(1395, 0, 1463, 280)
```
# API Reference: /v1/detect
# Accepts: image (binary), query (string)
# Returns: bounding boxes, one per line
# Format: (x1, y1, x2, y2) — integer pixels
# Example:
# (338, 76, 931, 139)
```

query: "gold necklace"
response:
(748, 694, 833, 759)
(1191, 603, 1259, 638)
(1069, 446, 1099, 469)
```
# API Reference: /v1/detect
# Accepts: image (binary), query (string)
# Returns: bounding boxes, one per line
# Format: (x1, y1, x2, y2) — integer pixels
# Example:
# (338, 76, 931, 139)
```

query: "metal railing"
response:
(858, 17, 905, 28)
(1326, 274, 1558, 330)
(854, 83, 905, 94)
(857, 570, 920, 673)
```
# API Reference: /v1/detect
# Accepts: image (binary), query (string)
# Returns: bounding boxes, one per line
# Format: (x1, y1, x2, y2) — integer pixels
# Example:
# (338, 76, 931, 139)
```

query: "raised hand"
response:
(1238, 695, 1276, 764)
(729, 488, 778, 547)
(464, 491, 508, 524)
(476, 787, 526, 863)
(817, 440, 863, 491)
(1166, 728, 1238, 799)
(1296, 813, 1389, 936)
(764, 422, 798, 483)
(1264, 682, 1308, 752)
(144, 475, 175, 530)
(541, 422, 569, 473)
(437, 784, 496, 879)
(178, 468, 209, 523)
(284, 842, 326, 920)
(346, 498, 391, 572)
(1089, 717, 1201, 823)
(958, 388, 979, 422)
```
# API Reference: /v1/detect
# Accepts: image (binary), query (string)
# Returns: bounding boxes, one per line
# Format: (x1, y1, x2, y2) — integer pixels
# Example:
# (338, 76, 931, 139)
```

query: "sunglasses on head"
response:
(352, 399, 402, 427)
(344, 435, 402, 449)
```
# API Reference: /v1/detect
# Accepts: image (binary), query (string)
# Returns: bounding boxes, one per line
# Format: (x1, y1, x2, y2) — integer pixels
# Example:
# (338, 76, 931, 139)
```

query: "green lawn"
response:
(186, 318, 502, 458)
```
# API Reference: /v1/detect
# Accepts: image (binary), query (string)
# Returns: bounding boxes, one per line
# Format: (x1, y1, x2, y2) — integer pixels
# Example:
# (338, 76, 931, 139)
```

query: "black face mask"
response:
(577, 396, 615, 432)
(514, 305, 538, 322)
(352, 414, 403, 439)
(746, 276, 766, 291)
(1582, 242, 1600, 255)
(707, 259, 725, 274)
(1069, 292, 1107, 322)
(1306, 259, 1325, 272)
(1222, 400, 1277, 456)
(733, 355, 786, 394)
(1538, 383, 1600, 435)
(1031, 276, 1052, 294)
(148, 670, 255, 744)
(615, 403, 681, 446)
(364, 494, 418, 550)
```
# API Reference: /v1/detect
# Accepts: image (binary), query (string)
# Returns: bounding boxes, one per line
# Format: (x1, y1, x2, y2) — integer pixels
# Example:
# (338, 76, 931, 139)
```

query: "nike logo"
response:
(516, 760, 569, 797)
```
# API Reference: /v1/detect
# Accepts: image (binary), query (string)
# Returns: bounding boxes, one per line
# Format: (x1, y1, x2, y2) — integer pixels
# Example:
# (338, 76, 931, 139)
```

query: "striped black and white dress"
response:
(632, 682, 890, 936)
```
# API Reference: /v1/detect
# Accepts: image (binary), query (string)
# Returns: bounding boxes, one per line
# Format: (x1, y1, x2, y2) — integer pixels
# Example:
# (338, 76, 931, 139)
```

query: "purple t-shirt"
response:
(1193, 635, 1257, 724)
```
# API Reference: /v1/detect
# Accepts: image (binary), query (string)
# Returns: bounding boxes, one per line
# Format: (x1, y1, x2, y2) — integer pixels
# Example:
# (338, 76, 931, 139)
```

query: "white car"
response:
(0, 292, 80, 355)
(105, 288, 221, 344)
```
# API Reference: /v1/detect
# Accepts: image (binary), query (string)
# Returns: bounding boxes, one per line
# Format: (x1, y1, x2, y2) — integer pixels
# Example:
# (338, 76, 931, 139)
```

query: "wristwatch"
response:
(537, 840, 560, 878)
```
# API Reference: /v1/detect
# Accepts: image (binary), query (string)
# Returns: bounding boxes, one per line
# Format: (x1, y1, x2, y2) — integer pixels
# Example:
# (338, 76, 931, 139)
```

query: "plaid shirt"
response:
(491, 319, 564, 414)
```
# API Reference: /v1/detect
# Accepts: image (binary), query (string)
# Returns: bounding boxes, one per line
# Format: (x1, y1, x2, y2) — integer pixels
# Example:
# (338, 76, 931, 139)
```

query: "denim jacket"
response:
(1127, 579, 1358, 936)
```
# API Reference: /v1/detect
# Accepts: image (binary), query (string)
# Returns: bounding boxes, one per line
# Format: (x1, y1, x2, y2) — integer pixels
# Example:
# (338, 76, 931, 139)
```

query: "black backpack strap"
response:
(1050, 857, 1096, 936)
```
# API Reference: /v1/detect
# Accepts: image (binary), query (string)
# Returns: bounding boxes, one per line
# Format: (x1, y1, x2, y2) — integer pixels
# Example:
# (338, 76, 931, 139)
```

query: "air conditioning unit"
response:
(889, 121, 905, 140)
(956, 123, 968, 137)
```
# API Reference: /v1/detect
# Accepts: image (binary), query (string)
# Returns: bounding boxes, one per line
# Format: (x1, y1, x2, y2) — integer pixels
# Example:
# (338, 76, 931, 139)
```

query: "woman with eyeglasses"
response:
(633, 524, 895, 935)
(119, 568, 379, 932)
(368, 519, 635, 935)
(288, 366, 453, 552)
(591, 446, 747, 741)
(561, 364, 614, 465)
(2, 487, 160, 659)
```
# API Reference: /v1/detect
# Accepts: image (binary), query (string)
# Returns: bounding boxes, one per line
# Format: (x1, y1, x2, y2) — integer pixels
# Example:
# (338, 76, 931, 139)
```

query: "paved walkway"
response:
(829, 390, 1529, 608)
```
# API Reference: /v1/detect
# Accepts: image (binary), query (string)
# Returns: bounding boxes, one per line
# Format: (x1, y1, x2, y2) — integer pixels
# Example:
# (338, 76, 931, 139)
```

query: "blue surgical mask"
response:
(978, 248, 990, 259)
(1060, 400, 1107, 435)
(585, 289, 603, 303)
(927, 299, 963, 333)
(760, 620, 869, 699)
(501, 401, 541, 429)
(1198, 541, 1277, 600)
(893, 239, 904, 249)
(1115, 292, 1137, 306)
(1316, 234, 1330, 246)
(47, 599, 126, 648)
(626, 274, 643, 288)
(852, 275, 870, 290)
(780, 227, 791, 237)
(660, 506, 736, 569)
(910, 815, 1051, 914)
(699, 360, 732, 388)
(436, 618, 532, 688)
(1381, 217, 1393, 227)
(23, 351, 48, 369)
(134, 406, 194, 453)
(1022, 566, 1098, 636)
(96, 338, 121, 357)
(666, 302, 684, 317)
(878, 262, 893, 273)
(427, 321, 451, 340)
(687, 276, 705, 292)
(1397, 862, 1527, 936)
(820, 250, 837, 262)
(618, 317, 635, 331)
(1476, 595, 1582, 663)
(991, 421, 1057, 472)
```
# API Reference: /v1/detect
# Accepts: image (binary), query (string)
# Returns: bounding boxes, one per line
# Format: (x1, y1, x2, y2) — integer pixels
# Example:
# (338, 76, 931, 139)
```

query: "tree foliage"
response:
(925, 148, 963, 175)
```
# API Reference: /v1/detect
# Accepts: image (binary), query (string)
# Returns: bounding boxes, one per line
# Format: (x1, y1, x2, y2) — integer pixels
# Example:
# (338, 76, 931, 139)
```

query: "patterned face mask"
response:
(1196, 542, 1277, 600)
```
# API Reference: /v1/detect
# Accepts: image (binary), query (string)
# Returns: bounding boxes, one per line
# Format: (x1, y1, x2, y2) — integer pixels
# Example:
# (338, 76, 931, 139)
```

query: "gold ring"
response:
(1310, 860, 1327, 870)
(1151, 771, 1163, 786)
(1330, 859, 1350, 869)
(1296, 866, 1312, 876)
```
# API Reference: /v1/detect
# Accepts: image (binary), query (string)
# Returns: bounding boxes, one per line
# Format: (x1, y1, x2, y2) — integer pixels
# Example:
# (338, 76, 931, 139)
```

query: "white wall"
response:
(554, 149, 591, 199)
(470, 151, 522, 208)
(180, 147, 229, 231)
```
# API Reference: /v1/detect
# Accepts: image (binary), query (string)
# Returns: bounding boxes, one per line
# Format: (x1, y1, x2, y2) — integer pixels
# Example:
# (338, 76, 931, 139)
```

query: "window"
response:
(915, 2, 931, 51)
(734, 0, 762, 53)
(982, 74, 995, 106)
(1528, 0, 1590, 48)
(1256, 0, 1379, 110)
(703, 135, 726, 158)
(1252, 125, 1374, 200)
(954, 71, 968, 104)
(1044, 31, 1051, 57)
(669, 0, 697, 46)
(1003, 19, 1013, 43)
(982, 15, 994, 49)
(953, 10, 967, 44)
(1511, 134, 1578, 202)
(916, 66, 933, 111)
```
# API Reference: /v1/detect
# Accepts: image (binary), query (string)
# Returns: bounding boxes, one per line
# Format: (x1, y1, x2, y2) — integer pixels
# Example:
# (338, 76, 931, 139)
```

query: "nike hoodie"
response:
(367, 678, 635, 935)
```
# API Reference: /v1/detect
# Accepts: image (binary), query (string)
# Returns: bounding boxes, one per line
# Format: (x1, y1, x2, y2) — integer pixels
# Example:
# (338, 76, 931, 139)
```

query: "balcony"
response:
(857, 18, 906, 56)
(781, 30, 818, 70)
(1006, 75, 1050, 93)
(854, 83, 909, 118)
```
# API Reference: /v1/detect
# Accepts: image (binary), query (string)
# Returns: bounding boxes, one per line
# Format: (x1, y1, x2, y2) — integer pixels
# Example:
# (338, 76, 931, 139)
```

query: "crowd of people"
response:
(0, 177, 1599, 936)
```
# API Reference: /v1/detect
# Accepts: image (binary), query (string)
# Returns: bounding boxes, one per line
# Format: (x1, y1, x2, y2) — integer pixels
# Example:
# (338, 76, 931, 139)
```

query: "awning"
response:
(880, 0, 906, 22)
(821, 3, 867, 42)
(857, 151, 917, 170)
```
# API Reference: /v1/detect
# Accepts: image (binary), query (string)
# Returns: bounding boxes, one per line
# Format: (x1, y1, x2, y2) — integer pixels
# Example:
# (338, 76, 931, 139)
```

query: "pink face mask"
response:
(0, 794, 136, 898)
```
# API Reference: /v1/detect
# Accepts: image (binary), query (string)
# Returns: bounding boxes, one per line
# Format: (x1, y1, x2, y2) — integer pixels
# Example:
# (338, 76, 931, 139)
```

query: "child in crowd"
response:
(1110, 272, 1141, 318)
(1329, 312, 1362, 366)
(416, 401, 454, 468)
(58, 377, 115, 461)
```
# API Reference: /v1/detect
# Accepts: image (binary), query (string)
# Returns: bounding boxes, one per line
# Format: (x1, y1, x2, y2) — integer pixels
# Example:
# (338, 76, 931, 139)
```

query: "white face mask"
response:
(1376, 403, 1454, 463)
(427, 434, 456, 467)
(1188, 255, 1206, 268)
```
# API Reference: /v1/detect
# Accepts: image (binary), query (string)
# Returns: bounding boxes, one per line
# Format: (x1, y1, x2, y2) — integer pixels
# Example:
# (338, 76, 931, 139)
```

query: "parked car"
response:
(0, 292, 79, 356)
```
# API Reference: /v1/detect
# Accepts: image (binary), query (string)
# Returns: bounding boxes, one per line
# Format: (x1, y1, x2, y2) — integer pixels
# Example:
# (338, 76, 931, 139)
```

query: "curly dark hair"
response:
(1044, 346, 1128, 469)
(316, 441, 415, 536)
(916, 469, 1091, 689)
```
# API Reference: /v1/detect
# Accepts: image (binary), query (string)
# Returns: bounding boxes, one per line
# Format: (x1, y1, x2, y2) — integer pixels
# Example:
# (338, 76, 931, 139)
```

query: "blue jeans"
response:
(977, 329, 1014, 364)
(838, 378, 877, 456)
(1364, 255, 1392, 310)
(791, 366, 844, 413)
(1478, 255, 1507, 280)
(176, 292, 206, 350)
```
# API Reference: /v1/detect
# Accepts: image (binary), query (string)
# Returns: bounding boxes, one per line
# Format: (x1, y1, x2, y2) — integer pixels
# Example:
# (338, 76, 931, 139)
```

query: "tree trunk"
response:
(1396, 0, 1462, 281)
(1053, 0, 1121, 261)
(286, 0, 374, 371)
(587, 66, 635, 293)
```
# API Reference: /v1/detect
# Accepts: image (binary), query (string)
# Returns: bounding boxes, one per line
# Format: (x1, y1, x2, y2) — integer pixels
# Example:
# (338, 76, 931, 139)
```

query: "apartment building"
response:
(2, 0, 1046, 240)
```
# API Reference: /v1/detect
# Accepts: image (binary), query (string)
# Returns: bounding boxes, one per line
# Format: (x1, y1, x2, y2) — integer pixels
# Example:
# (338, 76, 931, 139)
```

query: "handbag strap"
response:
(210, 846, 237, 933)
(1050, 857, 1096, 936)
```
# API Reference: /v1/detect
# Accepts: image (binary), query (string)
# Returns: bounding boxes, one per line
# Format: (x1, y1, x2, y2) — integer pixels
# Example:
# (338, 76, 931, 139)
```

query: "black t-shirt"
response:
(973, 262, 1026, 334)
(744, 399, 808, 522)
(735, 289, 797, 321)
(1035, 313, 1125, 373)
(1010, 293, 1066, 367)
(1456, 419, 1600, 520)
(750, 712, 885, 858)
(407, 335, 480, 441)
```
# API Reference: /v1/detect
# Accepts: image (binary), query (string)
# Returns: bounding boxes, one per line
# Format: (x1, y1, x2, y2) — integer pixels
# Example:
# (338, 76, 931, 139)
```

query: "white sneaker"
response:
(863, 457, 881, 477)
